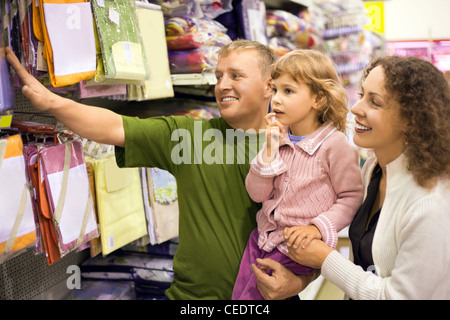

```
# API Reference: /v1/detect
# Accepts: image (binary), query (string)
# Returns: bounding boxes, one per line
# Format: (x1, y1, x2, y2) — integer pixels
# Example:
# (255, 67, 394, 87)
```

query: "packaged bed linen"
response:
(37, 140, 99, 261)
(0, 135, 36, 263)
(140, 167, 179, 245)
(165, 16, 231, 74)
(92, 154, 147, 256)
(127, 1, 174, 101)
(91, 0, 150, 82)
(33, 0, 96, 87)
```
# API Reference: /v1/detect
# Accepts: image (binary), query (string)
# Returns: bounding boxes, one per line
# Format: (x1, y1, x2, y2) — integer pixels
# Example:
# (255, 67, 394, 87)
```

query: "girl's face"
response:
(271, 73, 320, 136)
(351, 65, 407, 164)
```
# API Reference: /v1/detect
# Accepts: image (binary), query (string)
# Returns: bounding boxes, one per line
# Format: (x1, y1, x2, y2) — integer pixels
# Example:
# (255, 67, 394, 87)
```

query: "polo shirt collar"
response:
(280, 121, 337, 155)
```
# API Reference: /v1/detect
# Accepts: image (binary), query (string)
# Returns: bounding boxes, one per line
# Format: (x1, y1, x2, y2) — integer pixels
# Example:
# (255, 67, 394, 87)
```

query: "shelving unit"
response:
(1, 0, 369, 301)
(171, 72, 217, 86)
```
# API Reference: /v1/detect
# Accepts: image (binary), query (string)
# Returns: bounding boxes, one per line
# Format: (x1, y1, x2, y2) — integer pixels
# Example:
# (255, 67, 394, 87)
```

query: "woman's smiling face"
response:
(351, 65, 407, 164)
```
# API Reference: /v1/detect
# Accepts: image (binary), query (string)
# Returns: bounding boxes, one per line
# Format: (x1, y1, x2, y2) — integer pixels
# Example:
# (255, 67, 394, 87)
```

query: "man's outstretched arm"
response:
(5, 47, 125, 147)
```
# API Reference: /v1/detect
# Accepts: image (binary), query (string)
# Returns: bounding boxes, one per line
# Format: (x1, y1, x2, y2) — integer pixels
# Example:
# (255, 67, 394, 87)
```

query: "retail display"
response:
(165, 16, 231, 74)
(312, 0, 372, 104)
(266, 9, 320, 57)
(0, 53, 15, 112)
(141, 167, 179, 245)
(0, 135, 36, 263)
(80, 251, 174, 297)
(33, 0, 96, 87)
(5, 0, 448, 302)
(0, 9, 15, 112)
(38, 140, 99, 258)
(92, 0, 150, 83)
(1, 0, 370, 301)
(88, 153, 147, 256)
(128, 2, 174, 100)
(67, 280, 136, 300)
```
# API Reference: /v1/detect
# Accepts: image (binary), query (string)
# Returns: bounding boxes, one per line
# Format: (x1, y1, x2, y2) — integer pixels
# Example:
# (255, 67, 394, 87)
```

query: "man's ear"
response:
(264, 78, 273, 98)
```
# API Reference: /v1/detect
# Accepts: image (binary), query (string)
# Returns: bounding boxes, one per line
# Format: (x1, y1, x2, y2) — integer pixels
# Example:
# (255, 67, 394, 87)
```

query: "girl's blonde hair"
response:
(271, 49, 348, 132)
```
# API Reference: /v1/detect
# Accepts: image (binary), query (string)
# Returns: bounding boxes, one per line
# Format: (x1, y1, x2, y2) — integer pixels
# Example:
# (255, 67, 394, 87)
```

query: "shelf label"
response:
(0, 114, 13, 128)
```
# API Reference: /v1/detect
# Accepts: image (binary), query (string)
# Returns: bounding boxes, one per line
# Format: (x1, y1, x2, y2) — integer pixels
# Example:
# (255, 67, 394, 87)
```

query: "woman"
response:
(284, 56, 450, 299)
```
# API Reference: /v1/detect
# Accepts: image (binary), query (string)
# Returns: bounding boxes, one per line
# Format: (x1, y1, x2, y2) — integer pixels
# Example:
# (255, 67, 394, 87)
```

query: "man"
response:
(6, 40, 313, 299)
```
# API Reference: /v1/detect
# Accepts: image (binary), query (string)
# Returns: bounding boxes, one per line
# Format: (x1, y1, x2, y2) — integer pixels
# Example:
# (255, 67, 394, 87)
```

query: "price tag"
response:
(109, 7, 120, 26)
(123, 41, 133, 63)
(0, 114, 13, 128)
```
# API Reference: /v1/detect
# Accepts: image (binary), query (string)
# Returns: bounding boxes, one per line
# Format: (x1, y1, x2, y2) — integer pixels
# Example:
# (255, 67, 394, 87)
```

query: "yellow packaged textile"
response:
(0, 135, 36, 262)
(93, 155, 147, 255)
(86, 161, 102, 258)
(128, 2, 174, 100)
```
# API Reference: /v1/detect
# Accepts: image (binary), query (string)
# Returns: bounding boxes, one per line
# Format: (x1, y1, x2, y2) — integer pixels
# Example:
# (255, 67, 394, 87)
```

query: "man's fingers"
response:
(251, 263, 270, 281)
(6, 47, 33, 84)
(6, 47, 22, 70)
(255, 258, 281, 273)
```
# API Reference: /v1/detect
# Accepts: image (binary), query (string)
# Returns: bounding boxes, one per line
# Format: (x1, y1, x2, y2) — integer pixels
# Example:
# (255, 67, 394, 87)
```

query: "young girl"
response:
(232, 49, 363, 300)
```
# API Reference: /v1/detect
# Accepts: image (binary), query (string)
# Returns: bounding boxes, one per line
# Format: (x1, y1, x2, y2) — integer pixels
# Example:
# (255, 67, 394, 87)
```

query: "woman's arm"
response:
(288, 192, 450, 300)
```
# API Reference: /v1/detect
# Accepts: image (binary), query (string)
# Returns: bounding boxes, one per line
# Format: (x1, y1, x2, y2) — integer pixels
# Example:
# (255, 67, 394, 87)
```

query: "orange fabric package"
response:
(0, 135, 37, 262)
(34, 0, 96, 87)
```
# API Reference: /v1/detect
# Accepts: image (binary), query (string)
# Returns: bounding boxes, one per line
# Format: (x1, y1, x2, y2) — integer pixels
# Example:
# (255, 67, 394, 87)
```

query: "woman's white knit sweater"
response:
(321, 153, 450, 299)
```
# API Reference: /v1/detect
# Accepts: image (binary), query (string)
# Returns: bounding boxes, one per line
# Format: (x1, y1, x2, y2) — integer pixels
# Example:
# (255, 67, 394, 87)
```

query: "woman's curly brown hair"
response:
(362, 56, 450, 188)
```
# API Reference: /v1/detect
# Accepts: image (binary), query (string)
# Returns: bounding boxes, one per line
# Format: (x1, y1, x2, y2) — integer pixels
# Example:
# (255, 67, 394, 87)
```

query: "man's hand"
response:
(5, 47, 57, 112)
(5, 47, 125, 147)
(251, 258, 317, 300)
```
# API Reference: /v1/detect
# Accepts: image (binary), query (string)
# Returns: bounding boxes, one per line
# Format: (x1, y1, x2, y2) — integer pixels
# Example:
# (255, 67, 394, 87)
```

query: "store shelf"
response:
(171, 73, 217, 86)
(290, 0, 312, 7)
(265, 0, 310, 9)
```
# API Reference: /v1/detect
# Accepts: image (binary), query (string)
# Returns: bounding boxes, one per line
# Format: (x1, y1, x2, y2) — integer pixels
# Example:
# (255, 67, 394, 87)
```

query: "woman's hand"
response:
(286, 239, 334, 269)
(251, 258, 318, 300)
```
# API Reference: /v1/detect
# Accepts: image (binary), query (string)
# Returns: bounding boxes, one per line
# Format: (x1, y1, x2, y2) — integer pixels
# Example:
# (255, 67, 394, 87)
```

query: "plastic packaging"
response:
(91, 0, 150, 82)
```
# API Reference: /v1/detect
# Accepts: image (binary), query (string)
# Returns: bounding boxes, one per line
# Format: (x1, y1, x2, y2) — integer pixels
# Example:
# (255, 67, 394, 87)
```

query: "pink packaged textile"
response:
(39, 140, 98, 256)
(78, 81, 127, 99)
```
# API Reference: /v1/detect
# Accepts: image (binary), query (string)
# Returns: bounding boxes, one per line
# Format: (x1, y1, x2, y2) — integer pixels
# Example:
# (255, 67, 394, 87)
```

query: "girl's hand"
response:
(262, 113, 284, 163)
(284, 225, 322, 249)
